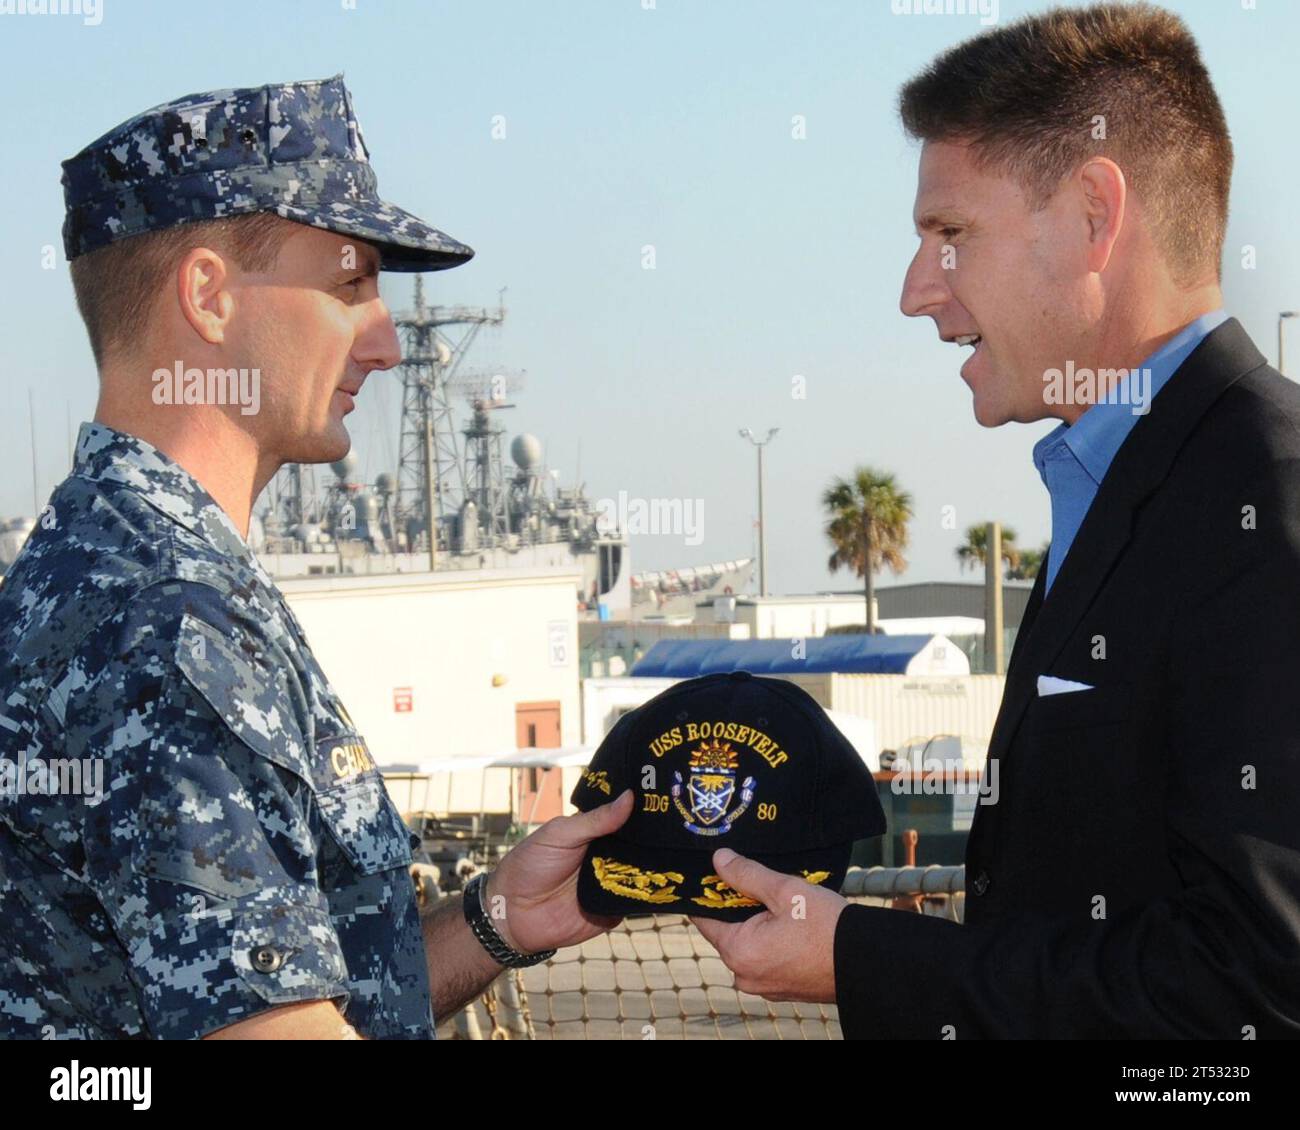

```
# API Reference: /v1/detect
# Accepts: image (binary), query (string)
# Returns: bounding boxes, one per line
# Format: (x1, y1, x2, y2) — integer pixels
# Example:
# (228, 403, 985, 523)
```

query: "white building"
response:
(279, 565, 581, 820)
(583, 634, 1004, 774)
(583, 671, 1003, 773)
(707, 593, 987, 642)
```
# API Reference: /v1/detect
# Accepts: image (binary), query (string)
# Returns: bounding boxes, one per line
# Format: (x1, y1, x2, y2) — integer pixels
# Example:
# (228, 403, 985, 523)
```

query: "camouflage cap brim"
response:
(274, 197, 474, 272)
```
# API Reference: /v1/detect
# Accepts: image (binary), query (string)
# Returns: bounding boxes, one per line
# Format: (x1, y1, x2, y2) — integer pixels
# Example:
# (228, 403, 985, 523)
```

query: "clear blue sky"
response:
(1, 0, 1296, 593)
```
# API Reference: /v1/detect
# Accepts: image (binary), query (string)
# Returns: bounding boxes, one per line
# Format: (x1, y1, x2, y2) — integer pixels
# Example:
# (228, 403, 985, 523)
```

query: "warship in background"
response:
(0, 280, 753, 617)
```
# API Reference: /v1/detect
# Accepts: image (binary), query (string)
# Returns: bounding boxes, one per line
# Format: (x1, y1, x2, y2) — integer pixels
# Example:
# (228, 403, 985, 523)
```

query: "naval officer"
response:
(0, 75, 632, 1040)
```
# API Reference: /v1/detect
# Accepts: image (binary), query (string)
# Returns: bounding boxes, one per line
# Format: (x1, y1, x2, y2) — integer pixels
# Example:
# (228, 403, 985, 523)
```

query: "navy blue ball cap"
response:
(61, 74, 474, 271)
(571, 671, 886, 921)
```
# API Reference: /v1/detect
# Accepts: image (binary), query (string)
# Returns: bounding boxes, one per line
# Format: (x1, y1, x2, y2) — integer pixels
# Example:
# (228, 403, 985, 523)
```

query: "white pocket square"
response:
(1036, 675, 1095, 697)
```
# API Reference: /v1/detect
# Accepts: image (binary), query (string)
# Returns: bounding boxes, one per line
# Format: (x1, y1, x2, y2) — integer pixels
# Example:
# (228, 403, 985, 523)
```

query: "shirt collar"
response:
(73, 421, 261, 569)
(1033, 309, 1229, 485)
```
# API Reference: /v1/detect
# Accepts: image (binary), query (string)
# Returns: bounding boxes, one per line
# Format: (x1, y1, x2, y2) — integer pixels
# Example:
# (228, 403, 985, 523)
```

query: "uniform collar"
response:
(73, 421, 261, 569)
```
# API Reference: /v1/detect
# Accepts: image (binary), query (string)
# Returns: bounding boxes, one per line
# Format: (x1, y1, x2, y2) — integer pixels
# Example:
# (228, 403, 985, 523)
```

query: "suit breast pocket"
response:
(1025, 685, 1132, 734)
(1017, 685, 1144, 877)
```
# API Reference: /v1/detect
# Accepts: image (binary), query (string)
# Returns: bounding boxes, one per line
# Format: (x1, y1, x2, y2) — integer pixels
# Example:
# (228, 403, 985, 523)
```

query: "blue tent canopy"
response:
(631, 635, 936, 677)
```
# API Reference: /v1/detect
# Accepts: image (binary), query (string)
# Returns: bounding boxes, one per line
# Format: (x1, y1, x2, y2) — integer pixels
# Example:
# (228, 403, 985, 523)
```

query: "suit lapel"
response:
(988, 317, 1267, 765)
(1006, 563, 1046, 674)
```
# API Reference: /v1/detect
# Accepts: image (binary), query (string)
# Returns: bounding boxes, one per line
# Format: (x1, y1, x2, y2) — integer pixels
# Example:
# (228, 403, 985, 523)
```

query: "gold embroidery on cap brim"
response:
(592, 856, 683, 903)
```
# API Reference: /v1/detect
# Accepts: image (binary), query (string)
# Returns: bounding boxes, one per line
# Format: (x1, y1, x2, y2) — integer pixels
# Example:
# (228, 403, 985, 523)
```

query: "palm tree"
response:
(823, 467, 912, 633)
(1007, 542, 1048, 581)
(956, 523, 1022, 576)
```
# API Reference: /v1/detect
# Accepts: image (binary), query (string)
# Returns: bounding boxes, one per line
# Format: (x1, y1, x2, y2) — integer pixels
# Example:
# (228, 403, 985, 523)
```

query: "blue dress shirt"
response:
(1032, 310, 1230, 592)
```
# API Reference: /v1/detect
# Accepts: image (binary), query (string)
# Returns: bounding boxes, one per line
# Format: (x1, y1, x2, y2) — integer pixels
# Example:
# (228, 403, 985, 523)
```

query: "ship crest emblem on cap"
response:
(672, 739, 756, 836)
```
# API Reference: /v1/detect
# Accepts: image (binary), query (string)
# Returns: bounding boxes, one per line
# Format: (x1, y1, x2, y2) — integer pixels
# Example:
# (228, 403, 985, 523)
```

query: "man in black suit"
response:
(693, 3, 1300, 1037)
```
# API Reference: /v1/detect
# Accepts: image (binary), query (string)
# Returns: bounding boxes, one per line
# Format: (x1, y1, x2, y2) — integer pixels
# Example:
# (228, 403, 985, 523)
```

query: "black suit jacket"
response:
(834, 318, 1300, 1038)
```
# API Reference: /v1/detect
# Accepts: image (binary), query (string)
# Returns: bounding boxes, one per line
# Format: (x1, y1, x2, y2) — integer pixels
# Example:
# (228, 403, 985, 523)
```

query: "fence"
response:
(437, 864, 965, 1040)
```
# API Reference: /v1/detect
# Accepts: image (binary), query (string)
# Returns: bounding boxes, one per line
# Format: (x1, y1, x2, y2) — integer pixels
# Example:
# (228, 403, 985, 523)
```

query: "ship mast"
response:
(392, 277, 505, 569)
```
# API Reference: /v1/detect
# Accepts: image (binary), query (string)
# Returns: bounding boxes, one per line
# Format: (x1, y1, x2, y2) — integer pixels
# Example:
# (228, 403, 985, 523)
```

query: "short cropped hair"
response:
(899, 3, 1232, 285)
(69, 212, 298, 367)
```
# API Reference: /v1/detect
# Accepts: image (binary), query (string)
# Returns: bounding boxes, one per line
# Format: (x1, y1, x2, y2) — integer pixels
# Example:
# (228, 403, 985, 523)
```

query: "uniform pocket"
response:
(174, 611, 313, 780)
(313, 773, 413, 876)
(175, 612, 410, 879)
(229, 890, 350, 1006)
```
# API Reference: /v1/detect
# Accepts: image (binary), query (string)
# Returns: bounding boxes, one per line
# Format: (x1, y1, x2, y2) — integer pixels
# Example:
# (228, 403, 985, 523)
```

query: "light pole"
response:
(1280, 311, 1298, 378)
(739, 427, 778, 597)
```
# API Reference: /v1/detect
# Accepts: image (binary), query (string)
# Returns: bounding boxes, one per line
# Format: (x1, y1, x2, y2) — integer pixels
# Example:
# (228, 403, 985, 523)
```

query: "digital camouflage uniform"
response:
(0, 73, 474, 1039)
(0, 423, 433, 1038)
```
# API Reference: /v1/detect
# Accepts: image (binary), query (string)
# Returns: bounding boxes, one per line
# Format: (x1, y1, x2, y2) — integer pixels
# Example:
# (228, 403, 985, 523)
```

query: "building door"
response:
(515, 701, 563, 825)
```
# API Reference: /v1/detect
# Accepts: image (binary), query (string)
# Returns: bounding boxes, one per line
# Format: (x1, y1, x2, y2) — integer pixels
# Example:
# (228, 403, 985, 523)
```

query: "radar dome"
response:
(511, 433, 543, 470)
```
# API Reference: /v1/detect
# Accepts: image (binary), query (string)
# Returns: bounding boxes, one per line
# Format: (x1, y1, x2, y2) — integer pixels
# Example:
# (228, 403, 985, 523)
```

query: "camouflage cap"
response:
(60, 74, 474, 272)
